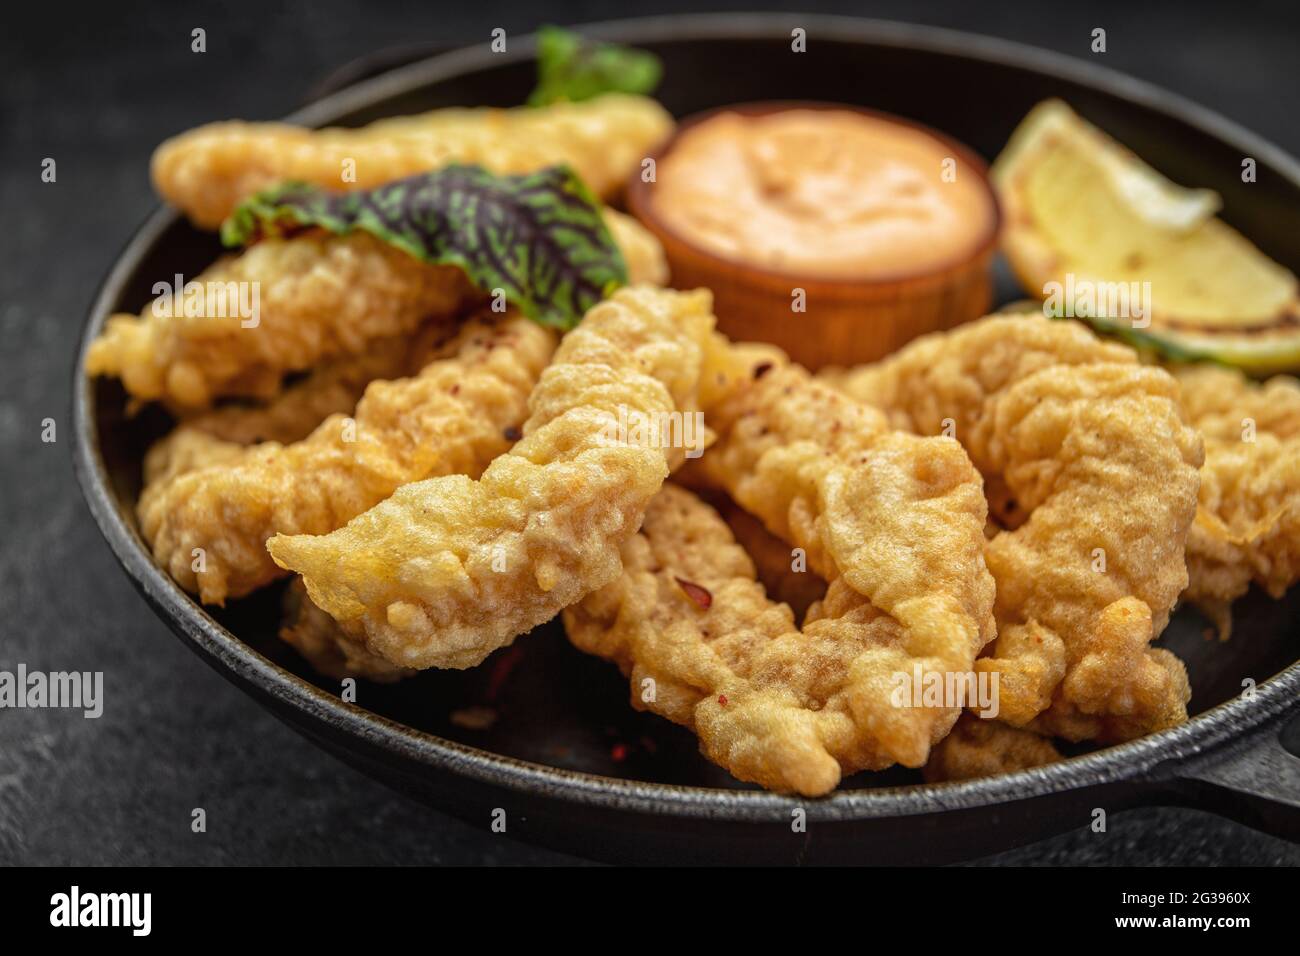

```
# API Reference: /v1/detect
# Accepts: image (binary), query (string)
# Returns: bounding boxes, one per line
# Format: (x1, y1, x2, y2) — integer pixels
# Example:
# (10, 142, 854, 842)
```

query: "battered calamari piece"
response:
(922, 714, 1063, 783)
(826, 315, 1203, 741)
(178, 327, 436, 445)
(155, 319, 462, 476)
(1174, 365, 1300, 637)
(268, 286, 719, 670)
(566, 479, 986, 794)
(142, 428, 248, 488)
(154, 94, 674, 228)
(140, 312, 556, 604)
(604, 207, 671, 289)
(697, 365, 997, 769)
(172, 209, 666, 446)
(1175, 365, 1300, 443)
(85, 208, 661, 412)
(280, 580, 413, 684)
(86, 232, 482, 410)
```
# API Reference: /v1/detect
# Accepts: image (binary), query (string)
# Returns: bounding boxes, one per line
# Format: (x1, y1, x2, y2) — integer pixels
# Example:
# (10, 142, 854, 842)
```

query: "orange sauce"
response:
(652, 108, 995, 280)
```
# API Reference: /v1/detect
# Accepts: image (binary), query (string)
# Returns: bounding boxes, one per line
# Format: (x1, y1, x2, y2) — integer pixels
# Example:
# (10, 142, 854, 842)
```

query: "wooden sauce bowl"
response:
(627, 102, 1001, 369)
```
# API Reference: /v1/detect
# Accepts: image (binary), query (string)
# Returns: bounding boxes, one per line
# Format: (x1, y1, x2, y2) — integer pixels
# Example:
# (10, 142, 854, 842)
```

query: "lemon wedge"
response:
(994, 99, 1300, 373)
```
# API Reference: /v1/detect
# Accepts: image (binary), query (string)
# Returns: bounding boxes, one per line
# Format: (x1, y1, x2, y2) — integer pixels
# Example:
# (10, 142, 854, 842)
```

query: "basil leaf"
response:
(221, 164, 628, 331)
(527, 25, 662, 107)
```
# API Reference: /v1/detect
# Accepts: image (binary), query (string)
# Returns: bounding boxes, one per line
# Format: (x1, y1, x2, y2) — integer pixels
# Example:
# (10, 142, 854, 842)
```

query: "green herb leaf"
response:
(527, 25, 662, 107)
(221, 164, 628, 331)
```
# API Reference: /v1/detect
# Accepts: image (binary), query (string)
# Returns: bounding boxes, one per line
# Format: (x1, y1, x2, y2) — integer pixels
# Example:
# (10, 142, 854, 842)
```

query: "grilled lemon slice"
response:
(994, 99, 1300, 373)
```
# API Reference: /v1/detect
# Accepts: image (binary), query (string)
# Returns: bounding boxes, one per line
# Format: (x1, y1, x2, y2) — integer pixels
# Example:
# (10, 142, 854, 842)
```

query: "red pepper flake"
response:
(675, 577, 712, 609)
(503, 425, 523, 442)
(611, 743, 628, 761)
(718, 694, 728, 707)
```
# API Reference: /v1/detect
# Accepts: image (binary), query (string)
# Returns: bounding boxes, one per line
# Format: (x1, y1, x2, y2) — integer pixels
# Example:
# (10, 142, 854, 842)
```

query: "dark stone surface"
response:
(1, 0, 1297, 865)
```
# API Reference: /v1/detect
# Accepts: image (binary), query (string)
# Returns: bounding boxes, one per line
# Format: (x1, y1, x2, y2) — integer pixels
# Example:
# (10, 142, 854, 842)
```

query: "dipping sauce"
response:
(651, 108, 997, 281)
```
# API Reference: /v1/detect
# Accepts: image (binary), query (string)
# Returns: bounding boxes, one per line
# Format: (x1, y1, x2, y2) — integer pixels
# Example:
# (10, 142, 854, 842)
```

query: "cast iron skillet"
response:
(73, 14, 1300, 864)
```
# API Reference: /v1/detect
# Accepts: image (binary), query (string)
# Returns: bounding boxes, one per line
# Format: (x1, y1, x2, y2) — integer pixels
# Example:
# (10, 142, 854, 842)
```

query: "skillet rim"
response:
(71, 12, 1300, 823)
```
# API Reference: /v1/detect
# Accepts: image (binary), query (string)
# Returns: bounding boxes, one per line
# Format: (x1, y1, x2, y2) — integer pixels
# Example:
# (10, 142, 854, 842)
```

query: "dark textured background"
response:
(2, 0, 1298, 865)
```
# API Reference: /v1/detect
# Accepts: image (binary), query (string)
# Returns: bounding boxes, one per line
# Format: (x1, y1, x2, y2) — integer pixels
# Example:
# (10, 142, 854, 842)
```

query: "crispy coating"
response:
(1175, 365, 1300, 637)
(566, 478, 987, 794)
(153, 94, 674, 228)
(604, 207, 671, 288)
(280, 580, 413, 684)
(696, 365, 997, 769)
(148, 319, 460, 473)
(826, 315, 1203, 741)
(167, 209, 664, 446)
(268, 286, 719, 670)
(86, 209, 660, 412)
(178, 327, 434, 445)
(1175, 365, 1300, 443)
(87, 232, 481, 410)
(922, 714, 1063, 782)
(142, 428, 247, 488)
(140, 313, 556, 604)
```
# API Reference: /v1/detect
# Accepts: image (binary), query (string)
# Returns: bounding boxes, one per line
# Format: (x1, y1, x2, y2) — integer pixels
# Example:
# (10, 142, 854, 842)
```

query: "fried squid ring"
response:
(691, 364, 997, 771)
(825, 314, 1203, 742)
(153, 94, 674, 229)
(140, 312, 556, 604)
(1174, 364, 1300, 637)
(268, 286, 720, 670)
(86, 208, 661, 411)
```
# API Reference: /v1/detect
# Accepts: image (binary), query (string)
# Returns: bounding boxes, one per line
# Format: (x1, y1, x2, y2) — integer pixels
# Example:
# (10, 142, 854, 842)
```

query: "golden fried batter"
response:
(280, 580, 413, 684)
(268, 286, 719, 670)
(178, 328, 431, 445)
(567, 479, 987, 794)
(170, 209, 665, 446)
(696, 365, 997, 769)
(87, 232, 481, 410)
(142, 428, 247, 488)
(86, 209, 662, 412)
(826, 315, 1203, 742)
(922, 713, 1062, 782)
(1175, 365, 1300, 443)
(140, 313, 556, 604)
(154, 94, 674, 228)
(605, 207, 671, 289)
(1175, 365, 1300, 637)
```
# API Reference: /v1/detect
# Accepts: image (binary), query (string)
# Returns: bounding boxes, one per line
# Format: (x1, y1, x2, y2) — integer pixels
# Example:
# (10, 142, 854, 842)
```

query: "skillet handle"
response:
(1166, 707, 1300, 840)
